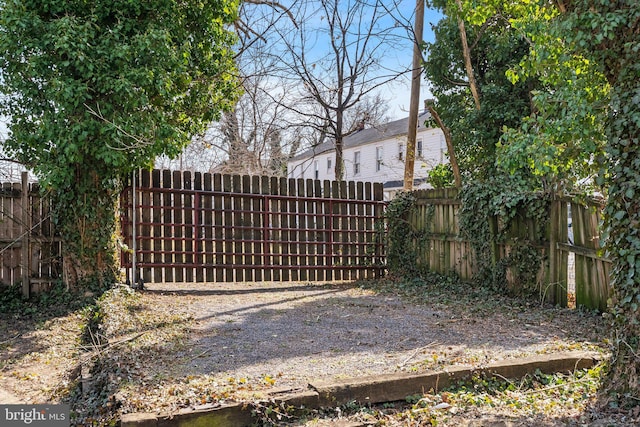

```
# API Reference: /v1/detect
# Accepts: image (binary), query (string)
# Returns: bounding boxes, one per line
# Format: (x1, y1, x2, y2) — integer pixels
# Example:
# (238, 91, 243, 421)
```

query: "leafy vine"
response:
(459, 177, 550, 296)
(384, 191, 432, 277)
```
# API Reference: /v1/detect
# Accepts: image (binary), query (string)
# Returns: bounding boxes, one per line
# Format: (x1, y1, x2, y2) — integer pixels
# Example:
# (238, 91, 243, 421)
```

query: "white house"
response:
(287, 111, 448, 200)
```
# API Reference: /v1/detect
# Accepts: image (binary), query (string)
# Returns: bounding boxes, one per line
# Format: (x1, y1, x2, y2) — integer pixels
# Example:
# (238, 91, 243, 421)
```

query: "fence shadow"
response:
(119, 281, 607, 404)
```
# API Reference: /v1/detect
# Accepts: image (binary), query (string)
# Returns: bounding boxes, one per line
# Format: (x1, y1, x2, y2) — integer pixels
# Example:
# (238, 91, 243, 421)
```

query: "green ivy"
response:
(385, 192, 431, 277)
(0, 280, 107, 317)
(562, 0, 640, 408)
(459, 177, 550, 296)
(0, 0, 240, 288)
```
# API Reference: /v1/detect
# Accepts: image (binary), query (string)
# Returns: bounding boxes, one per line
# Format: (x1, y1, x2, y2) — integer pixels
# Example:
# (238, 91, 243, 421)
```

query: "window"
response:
(376, 146, 383, 171)
(353, 151, 361, 175)
(314, 160, 319, 179)
(327, 157, 332, 171)
(416, 138, 423, 158)
(398, 144, 404, 161)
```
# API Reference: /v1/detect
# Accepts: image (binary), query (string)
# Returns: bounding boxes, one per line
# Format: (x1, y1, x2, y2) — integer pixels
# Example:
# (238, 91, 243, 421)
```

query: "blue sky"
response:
(279, 0, 444, 120)
(379, 4, 443, 119)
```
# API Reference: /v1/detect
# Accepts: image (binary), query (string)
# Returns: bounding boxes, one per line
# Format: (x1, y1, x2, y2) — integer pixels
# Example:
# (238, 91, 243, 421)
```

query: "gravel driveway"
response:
(144, 280, 606, 393)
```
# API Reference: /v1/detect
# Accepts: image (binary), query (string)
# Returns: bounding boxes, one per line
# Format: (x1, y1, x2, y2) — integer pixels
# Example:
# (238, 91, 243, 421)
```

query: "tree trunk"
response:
(334, 136, 344, 181)
(426, 103, 462, 188)
(55, 165, 120, 290)
(455, 0, 481, 111)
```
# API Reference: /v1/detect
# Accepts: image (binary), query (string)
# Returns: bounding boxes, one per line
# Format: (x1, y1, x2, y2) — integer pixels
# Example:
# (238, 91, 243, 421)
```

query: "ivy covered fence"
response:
(385, 187, 610, 311)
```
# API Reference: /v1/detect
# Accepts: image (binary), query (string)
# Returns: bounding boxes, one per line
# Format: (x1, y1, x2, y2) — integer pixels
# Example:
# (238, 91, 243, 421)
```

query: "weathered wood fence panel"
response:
(567, 200, 610, 311)
(0, 173, 63, 296)
(409, 188, 475, 280)
(120, 169, 386, 283)
(408, 190, 611, 311)
(546, 200, 569, 306)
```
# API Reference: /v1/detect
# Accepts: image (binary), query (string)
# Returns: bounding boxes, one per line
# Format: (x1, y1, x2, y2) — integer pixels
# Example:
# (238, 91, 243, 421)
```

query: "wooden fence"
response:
(120, 169, 386, 284)
(0, 172, 62, 296)
(407, 189, 611, 311)
(408, 188, 475, 279)
(0, 170, 611, 311)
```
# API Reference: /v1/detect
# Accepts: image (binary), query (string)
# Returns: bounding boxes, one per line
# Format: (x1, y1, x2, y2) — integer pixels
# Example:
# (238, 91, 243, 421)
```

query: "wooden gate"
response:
(120, 169, 386, 283)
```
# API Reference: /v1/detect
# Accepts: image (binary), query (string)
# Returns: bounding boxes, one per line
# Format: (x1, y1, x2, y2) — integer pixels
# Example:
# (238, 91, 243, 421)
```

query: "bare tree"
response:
(161, 0, 417, 177)
(272, 0, 408, 180)
(157, 1, 301, 175)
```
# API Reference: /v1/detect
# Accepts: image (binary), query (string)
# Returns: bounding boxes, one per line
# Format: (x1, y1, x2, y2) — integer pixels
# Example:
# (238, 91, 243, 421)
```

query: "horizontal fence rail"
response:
(120, 169, 386, 283)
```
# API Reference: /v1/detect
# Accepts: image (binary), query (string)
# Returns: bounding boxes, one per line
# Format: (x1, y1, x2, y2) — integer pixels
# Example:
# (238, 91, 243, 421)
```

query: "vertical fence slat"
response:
(251, 176, 263, 282)
(140, 170, 152, 283)
(213, 174, 224, 282)
(242, 175, 253, 282)
(194, 172, 204, 283)
(162, 170, 174, 282)
(223, 174, 233, 282)
(183, 171, 194, 283)
(203, 173, 214, 282)
(330, 181, 340, 281)
(172, 171, 184, 282)
(152, 170, 163, 283)
(288, 178, 299, 281)
(20, 173, 30, 297)
(261, 176, 272, 281)
(297, 179, 308, 281)
(305, 179, 316, 281)
(356, 182, 365, 280)
(271, 176, 282, 282)
(280, 177, 291, 282)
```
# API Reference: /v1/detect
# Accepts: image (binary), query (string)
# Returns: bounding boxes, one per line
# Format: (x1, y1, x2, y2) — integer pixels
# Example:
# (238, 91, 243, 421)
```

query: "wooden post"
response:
(548, 199, 559, 305)
(403, 0, 425, 191)
(21, 172, 30, 298)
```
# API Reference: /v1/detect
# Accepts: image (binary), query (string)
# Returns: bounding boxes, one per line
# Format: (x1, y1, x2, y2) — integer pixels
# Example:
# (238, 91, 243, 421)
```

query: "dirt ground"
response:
(161, 281, 604, 387)
(0, 279, 610, 424)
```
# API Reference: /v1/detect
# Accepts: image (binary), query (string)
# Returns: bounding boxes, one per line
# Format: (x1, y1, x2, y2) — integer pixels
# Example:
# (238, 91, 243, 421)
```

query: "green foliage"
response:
(427, 0, 607, 192)
(0, 0, 240, 285)
(384, 192, 430, 277)
(563, 0, 640, 409)
(496, 2, 609, 193)
(0, 280, 105, 317)
(427, 163, 455, 189)
(459, 178, 550, 296)
(423, 5, 536, 180)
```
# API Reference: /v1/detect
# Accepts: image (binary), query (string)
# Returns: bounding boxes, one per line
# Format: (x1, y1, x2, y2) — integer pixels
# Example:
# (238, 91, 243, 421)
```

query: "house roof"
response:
(290, 111, 432, 162)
